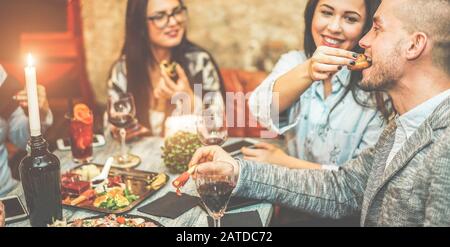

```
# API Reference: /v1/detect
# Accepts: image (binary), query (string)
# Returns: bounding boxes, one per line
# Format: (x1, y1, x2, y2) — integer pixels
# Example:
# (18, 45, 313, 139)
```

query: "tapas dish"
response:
(49, 214, 162, 227)
(61, 163, 168, 213)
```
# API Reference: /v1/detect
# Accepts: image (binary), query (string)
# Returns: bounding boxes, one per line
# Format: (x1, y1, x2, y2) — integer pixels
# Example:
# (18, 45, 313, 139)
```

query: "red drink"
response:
(68, 104, 93, 163)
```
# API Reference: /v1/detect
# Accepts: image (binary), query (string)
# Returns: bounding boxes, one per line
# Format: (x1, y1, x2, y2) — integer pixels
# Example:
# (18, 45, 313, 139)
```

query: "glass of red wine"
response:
(107, 93, 141, 168)
(194, 161, 237, 227)
(196, 98, 228, 146)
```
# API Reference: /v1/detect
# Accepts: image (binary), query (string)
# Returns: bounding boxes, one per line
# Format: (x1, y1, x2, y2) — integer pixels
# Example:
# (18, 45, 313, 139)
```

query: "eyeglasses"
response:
(147, 5, 187, 29)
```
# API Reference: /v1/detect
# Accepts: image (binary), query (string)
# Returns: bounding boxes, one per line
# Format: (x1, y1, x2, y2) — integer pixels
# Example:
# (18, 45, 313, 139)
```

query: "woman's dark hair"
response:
(121, 0, 224, 130)
(303, 0, 392, 121)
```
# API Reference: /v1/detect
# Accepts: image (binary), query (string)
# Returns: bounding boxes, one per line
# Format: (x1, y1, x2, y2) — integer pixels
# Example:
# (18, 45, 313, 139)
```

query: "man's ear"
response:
(405, 32, 428, 60)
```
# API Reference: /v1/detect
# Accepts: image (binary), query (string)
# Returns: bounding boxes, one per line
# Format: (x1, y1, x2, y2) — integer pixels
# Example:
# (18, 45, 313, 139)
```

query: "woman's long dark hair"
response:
(121, 0, 224, 131)
(303, 0, 391, 121)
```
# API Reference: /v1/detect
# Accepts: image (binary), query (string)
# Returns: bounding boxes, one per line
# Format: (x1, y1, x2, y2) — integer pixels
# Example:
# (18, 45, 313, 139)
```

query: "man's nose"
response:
(359, 33, 370, 49)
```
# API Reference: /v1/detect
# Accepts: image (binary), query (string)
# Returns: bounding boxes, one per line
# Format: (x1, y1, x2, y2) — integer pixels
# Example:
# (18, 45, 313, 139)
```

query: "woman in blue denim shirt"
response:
(245, 0, 391, 170)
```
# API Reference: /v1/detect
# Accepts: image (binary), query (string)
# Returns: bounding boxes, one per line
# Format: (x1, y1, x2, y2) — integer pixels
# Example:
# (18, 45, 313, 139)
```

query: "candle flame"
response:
(27, 53, 34, 67)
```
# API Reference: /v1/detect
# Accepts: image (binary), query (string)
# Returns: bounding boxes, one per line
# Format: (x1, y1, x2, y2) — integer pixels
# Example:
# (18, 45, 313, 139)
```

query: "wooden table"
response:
(7, 137, 274, 227)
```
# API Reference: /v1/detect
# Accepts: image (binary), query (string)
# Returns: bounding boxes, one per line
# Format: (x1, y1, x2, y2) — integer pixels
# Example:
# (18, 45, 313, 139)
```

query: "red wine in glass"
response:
(197, 181, 234, 213)
(194, 161, 237, 227)
(107, 93, 141, 167)
(202, 137, 226, 146)
(197, 114, 228, 146)
(109, 114, 134, 129)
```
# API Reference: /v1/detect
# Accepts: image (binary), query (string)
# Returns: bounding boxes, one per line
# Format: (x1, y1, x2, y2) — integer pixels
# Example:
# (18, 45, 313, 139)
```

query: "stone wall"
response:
(81, 0, 308, 104)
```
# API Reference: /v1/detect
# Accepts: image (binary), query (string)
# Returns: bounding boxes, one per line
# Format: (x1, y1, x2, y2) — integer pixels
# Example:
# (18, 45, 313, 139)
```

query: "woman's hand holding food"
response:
(154, 63, 193, 100)
(307, 46, 358, 81)
(188, 145, 239, 177)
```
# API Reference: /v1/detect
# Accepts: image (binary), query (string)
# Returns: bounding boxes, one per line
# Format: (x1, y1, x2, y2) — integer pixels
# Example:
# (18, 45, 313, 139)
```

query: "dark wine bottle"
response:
(19, 135, 62, 227)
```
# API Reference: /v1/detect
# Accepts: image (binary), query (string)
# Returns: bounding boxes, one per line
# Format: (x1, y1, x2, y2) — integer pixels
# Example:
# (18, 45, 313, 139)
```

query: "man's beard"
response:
(359, 42, 403, 92)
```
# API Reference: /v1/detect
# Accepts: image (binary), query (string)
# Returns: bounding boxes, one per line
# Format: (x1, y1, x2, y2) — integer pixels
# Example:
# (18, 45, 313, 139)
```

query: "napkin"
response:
(137, 192, 199, 219)
(207, 211, 263, 227)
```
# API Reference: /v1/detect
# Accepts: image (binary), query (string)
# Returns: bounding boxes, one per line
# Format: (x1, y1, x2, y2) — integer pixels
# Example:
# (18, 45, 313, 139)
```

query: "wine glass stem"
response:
(214, 217, 221, 227)
(119, 128, 127, 161)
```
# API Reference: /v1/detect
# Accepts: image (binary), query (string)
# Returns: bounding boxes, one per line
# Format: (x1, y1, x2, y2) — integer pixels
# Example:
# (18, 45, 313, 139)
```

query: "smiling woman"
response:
(107, 0, 225, 137)
(245, 0, 394, 226)
(249, 0, 388, 169)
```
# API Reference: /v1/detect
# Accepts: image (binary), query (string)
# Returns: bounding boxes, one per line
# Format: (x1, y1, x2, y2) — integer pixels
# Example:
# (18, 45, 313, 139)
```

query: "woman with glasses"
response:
(108, 0, 224, 136)
(245, 0, 390, 171)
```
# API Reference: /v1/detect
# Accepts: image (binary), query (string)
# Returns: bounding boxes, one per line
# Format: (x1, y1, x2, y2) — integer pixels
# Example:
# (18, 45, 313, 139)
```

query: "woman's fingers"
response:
(160, 67, 178, 91)
(241, 147, 263, 157)
(254, 142, 274, 150)
(175, 64, 188, 83)
(309, 70, 333, 81)
(14, 90, 27, 101)
(314, 54, 354, 66)
(189, 146, 217, 167)
(318, 46, 357, 60)
(311, 62, 342, 73)
(37, 85, 47, 97)
(159, 80, 175, 97)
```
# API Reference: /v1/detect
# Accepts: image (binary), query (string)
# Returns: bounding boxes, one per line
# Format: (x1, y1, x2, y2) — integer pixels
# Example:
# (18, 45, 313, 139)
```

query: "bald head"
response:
(393, 0, 450, 75)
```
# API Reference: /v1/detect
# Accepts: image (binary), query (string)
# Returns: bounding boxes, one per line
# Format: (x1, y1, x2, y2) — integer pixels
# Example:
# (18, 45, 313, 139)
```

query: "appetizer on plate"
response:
(49, 214, 161, 227)
(61, 164, 168, 214)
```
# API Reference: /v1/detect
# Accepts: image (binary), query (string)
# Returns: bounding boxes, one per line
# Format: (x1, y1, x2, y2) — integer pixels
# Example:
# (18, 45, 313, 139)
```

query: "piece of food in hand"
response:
(348, 54, 372, 71)
(160, 60, 179, 81)
(172, 164, 197, 196)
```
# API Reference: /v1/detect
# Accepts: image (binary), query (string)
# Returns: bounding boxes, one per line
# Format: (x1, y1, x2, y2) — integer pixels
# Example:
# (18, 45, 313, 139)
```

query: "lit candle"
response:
(24, 53, 41, 137)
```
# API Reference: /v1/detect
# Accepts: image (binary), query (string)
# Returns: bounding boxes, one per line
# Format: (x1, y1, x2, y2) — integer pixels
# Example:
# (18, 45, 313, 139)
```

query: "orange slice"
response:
(73, 103, 93, 125)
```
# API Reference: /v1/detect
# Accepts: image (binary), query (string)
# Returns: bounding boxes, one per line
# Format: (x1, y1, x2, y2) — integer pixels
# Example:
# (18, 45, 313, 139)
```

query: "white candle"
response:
(24, 53, 41, 137)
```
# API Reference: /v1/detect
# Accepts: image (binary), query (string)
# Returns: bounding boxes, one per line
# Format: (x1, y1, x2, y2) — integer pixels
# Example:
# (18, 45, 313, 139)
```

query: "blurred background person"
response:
(0, 64, 53, 197)
(107, 0, 225, 137)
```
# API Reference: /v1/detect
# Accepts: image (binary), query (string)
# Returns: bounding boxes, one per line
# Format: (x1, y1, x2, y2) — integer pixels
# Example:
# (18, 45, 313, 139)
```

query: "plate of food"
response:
(49, 214, 163, 227)
(61, 163, 168, 214)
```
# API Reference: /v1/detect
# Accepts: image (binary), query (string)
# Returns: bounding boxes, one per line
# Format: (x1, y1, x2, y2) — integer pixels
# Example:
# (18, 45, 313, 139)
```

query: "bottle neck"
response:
(28, 135, 49, 156)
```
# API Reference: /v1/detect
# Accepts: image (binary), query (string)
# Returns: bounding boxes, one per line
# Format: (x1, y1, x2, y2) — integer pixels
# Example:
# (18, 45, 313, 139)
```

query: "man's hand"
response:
(15, 84, 50, 119)
(0, 201, 5, 227)
(188, 145, 239, 177)
(241, 142, 289, 166)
